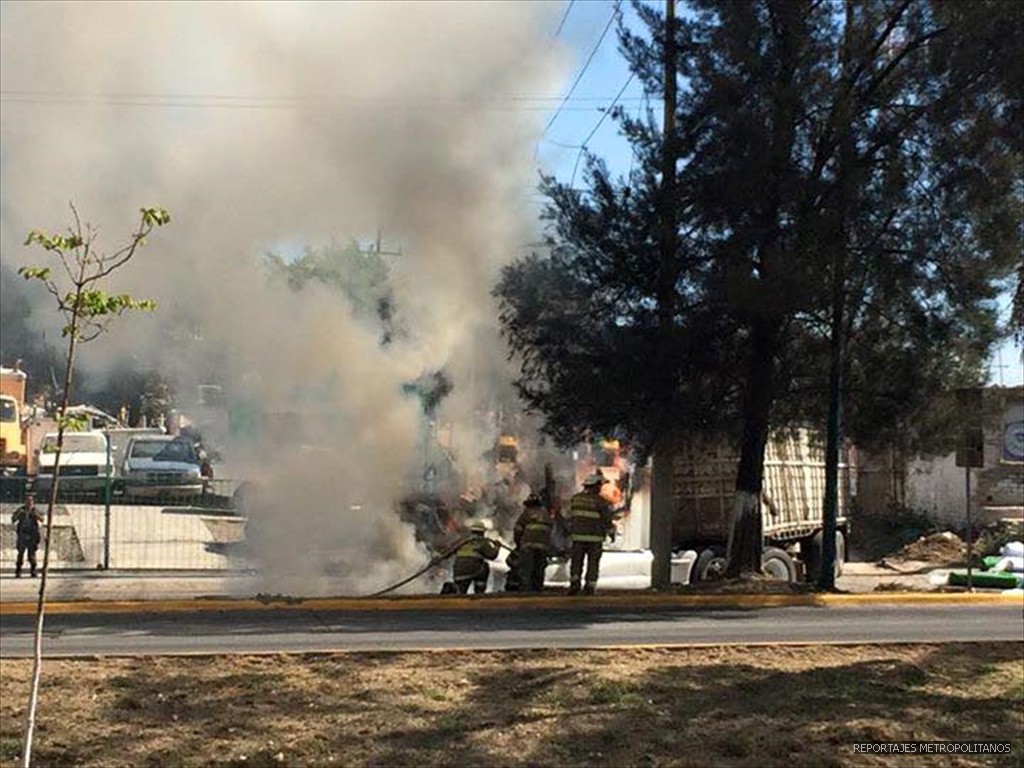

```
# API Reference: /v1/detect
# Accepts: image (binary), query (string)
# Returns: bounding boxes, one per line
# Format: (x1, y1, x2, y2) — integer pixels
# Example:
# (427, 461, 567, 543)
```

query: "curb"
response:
(1, 591, 1020, 616)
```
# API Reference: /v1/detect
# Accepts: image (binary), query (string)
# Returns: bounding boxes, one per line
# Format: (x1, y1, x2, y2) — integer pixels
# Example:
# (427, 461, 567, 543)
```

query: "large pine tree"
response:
(496, 0, 1022, 580)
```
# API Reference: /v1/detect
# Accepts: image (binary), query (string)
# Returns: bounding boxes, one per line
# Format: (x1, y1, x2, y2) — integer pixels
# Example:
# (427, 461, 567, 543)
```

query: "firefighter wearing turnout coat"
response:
(567, 473, 615, 595)
(452, 520, 500, 594)
(513, 494, 553, 592)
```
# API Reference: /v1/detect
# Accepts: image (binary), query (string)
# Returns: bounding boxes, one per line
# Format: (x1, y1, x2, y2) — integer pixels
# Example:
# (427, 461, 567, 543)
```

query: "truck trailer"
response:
(670, 428, 850, 583)
(0, 366, 29, 477)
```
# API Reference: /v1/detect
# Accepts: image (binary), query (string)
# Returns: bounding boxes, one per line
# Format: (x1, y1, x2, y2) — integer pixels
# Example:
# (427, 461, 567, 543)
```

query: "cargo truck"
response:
(671, 428, 850, 583)
(0, 366, 29, 476)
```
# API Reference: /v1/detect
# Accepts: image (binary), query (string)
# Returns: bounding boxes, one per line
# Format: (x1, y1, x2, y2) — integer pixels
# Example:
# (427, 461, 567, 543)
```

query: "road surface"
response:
(1, 603, 1021, 657)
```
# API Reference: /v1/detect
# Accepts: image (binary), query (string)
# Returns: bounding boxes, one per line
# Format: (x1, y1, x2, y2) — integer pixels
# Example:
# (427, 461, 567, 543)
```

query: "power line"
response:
(539, 138, 584, 149)
(0, 90, 647, 104)
(569, 72, 636, 187)
(540, 0, 622, 138)
(552, 0, 576, 39)
(0, 91, 646, 113)
(628, 90, 648, 181)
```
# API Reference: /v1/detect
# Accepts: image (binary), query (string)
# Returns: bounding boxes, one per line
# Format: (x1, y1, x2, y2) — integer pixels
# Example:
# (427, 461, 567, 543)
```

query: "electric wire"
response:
(628, 90, 649, 182)
(0, 90, 646, 108)
(540, 0, 622, 138)
(569, 71, 636, 188)
(542, 138, 585, 150)
(552, 0, 575, 39)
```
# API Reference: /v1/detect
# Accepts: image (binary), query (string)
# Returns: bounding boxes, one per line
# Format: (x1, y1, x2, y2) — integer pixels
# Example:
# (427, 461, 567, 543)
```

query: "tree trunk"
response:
(726, 319, 779, 577)
(650, 0, 679, 590)
(650, 440, 674, 589)
(820, 0, 856, 591)
(21, 298, 80, 768)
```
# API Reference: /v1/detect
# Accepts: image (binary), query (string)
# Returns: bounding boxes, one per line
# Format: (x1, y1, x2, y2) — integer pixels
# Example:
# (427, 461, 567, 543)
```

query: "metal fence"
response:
(0, 477, 250, 571)
(1, 475, 241, 507)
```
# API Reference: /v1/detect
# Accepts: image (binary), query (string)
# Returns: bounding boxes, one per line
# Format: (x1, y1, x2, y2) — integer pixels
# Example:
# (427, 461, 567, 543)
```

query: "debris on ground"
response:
(872, 581, 918, 593)
(987, 540, 1024, 573)
(679, 576, 810, 595)
(887, 531, 966, 565)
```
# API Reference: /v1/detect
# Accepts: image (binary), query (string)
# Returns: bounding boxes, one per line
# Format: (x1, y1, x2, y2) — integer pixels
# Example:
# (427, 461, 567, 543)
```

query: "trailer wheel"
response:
(805, 530, 846, 581)
(761, 547, 797, 582)
(693, 546, 728, 583)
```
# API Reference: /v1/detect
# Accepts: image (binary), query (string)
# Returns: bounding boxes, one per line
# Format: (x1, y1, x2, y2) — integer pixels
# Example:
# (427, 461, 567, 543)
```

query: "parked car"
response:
(121, 435, 204, 502)
(105, 427, 164, 477)
(35, 431, 111, 499)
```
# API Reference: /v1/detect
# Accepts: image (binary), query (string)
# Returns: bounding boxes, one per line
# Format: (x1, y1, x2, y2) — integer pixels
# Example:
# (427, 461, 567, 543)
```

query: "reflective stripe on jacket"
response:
(521, 518, 552, 551)
(567, 492, 611, 542)
(453, 535, 499, 580)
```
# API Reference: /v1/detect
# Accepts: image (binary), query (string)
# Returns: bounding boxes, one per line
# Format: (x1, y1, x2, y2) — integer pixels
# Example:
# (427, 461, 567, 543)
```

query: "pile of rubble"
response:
(890, 531, 966, 565)
(681, 575, 810, 595)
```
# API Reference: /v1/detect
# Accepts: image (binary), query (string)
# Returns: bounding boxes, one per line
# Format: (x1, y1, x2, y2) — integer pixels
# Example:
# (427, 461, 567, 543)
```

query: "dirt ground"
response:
(1, 643, 1021, 768)
(890, 533, 968, 565)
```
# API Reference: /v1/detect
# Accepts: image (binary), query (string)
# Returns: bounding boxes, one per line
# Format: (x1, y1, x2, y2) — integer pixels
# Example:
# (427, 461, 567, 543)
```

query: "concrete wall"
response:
(905, 454, 975, 527)
(905, 386, 1023, 527)
(853, 447, 906, 516)
(855, 387, 1023, 528)
(976, 388, 1024, 510)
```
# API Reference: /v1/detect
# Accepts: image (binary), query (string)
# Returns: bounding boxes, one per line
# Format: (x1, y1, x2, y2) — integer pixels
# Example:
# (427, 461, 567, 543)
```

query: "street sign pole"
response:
(955, 388, 984, 593)
(103, 437, 111, 570)
(965, 466, 972, 592)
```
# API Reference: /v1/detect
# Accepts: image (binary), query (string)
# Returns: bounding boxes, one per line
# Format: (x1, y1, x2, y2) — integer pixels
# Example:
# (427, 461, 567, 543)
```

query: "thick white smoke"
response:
(0, 0, 566, 593)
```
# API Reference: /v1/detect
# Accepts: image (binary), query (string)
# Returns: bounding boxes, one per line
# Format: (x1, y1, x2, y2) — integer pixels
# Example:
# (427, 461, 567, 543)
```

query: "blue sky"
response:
(532, 0, 1023, 387)
(535, 2, 647, 184)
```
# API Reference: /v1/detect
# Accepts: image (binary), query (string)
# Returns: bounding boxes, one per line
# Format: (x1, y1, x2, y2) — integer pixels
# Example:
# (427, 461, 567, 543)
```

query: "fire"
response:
(576, 438, 631, 508)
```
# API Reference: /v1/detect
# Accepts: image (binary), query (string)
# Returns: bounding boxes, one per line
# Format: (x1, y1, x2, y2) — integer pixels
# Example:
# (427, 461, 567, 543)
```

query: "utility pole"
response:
(820, 0, 854, 590)
(651, 0, 678, 590)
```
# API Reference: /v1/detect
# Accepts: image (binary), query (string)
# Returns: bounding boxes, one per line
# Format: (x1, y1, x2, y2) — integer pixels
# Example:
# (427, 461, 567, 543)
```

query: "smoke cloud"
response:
(0, 0, 565, 593)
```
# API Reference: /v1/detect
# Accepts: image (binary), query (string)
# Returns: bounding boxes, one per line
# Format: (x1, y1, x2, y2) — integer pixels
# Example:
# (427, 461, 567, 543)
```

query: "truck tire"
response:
(761, 547, 797, 582)
(693, 546, 728, 583)
(805, 530, 846, 581)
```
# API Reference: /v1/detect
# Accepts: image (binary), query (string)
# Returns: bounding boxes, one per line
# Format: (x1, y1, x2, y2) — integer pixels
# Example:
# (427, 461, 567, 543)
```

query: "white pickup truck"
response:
(121, 434, 205, 502)
(34, 431, 112, 499)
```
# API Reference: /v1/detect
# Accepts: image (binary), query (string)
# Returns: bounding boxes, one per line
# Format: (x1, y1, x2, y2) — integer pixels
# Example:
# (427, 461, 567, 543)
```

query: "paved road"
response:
(1, 603, 1020, 657)
(0, 559, 942, 602)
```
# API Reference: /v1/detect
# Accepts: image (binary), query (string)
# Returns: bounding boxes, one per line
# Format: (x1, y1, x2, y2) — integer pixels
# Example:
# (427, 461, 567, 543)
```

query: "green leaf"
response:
(57, 414, 89, 431)
(24, 230, 47, 247)
(141, 207, 171, 227)
(23, 230, 82, 252)
(17, 266, 51, 281)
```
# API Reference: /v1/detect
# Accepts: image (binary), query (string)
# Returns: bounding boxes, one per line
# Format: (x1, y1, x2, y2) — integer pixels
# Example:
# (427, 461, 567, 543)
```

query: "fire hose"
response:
(362, 534, 516, 598)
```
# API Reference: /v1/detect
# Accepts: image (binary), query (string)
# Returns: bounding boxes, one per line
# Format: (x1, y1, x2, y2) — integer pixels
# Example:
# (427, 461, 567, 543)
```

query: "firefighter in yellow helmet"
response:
(566, 472, 614, 595)
(452, 520, 500, 594)
(513, 493, 553, 592)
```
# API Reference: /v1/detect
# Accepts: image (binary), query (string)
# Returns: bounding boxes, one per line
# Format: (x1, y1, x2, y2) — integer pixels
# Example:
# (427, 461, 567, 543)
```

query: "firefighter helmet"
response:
(582, 471, 605, 487)
(468, 520, 488, 533)
(524, 493, 543, 507)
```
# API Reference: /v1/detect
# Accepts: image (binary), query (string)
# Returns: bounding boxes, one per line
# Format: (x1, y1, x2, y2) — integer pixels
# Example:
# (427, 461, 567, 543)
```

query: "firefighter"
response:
(503, 549, 523, 592)
(566, 472, 614, 595)
(11, 491, 42, 578)
(452, 520, 500, 594)
(513, 493, 553, 592)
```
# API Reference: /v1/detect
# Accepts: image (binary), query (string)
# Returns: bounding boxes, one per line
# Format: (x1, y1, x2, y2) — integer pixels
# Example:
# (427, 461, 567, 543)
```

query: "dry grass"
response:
(1, 644, 1021, 768)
